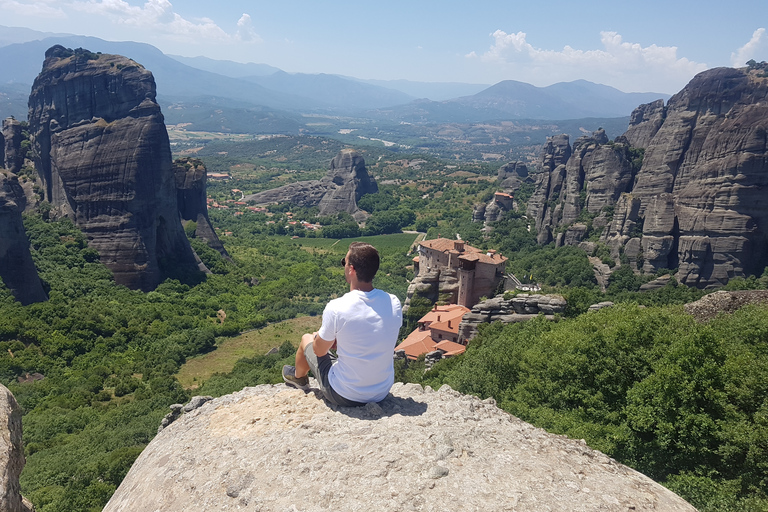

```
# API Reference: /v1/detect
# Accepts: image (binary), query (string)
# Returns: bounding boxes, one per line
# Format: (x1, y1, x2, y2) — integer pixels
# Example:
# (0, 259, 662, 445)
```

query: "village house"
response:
(414, 238, 508, 308)
(493, 192, 513, 210)
(396, 304, 471, 360)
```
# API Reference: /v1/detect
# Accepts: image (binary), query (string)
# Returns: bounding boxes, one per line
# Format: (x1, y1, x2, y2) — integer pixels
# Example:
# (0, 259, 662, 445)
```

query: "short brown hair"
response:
(347, 242, 379, 282)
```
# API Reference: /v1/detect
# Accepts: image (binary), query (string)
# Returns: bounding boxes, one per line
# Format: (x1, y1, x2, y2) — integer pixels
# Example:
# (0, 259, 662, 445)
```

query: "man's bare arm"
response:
(312, 332, 336, 357)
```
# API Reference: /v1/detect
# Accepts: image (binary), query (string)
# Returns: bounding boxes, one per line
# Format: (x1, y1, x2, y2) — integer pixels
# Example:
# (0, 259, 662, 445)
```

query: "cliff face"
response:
(628, 67, 768, 287)
(104, 383, 696, 512)
(173, 157, 228, 258)
(526, 129, 635, 245)
(0, 384, 32, 512)
(243, 149, 377, 222)
(527, 66, 768, 288)
(0, 171, 47, 305)
(2, 118, 25, 174)
(28, 46, 201, 291)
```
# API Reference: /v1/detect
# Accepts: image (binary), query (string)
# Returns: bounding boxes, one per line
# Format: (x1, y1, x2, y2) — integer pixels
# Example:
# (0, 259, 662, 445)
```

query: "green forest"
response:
(1, 135, 767, 511)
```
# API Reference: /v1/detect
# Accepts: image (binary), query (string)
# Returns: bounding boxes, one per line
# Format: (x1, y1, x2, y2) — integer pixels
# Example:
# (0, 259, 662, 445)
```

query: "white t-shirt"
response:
(317, 289, 403, 403)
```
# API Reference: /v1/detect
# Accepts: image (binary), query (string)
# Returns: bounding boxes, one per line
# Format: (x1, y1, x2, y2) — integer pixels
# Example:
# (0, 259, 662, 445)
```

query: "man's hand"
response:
(312, 332, 336, 357)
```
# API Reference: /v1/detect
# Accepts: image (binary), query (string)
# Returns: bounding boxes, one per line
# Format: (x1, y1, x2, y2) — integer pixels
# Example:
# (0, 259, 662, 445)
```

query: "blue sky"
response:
(1, 0, 767, 93)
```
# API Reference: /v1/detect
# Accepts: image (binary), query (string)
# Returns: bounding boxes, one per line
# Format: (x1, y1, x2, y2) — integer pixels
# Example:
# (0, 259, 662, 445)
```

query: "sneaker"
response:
(282, 365, 309, 391)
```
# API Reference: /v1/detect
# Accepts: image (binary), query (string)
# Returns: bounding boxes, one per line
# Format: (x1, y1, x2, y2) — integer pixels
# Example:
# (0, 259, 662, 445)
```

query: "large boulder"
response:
(28, 46, 201, 291)
(104, 383, 696, 512)
(0, 171, 47, 305)
(243, 149, 377, 222)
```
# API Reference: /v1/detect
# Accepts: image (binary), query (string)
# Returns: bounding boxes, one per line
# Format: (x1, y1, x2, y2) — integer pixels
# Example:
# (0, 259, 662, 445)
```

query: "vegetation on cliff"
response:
(402, 304, 768, 512)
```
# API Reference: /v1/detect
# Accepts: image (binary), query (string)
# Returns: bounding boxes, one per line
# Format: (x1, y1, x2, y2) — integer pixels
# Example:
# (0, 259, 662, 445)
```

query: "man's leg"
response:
(294, 332, 315, 378)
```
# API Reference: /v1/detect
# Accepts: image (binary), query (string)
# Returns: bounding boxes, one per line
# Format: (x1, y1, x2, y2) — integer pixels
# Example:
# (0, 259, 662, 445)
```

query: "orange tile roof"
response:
(397, 330, 436, 360)
(420, 238, 468, 253)
(429, 319, 461, 335)
(435, 340, 466, 357)
(420, 238, 508, 265)
(418, 304, 469, 325)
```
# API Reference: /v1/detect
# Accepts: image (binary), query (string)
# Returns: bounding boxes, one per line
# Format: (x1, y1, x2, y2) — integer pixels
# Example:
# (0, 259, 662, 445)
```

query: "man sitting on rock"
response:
(283, 242, 402, 406)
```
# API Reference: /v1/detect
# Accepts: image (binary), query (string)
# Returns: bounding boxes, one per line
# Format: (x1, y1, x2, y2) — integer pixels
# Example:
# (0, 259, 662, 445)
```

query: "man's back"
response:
(318, 289, 402, 403)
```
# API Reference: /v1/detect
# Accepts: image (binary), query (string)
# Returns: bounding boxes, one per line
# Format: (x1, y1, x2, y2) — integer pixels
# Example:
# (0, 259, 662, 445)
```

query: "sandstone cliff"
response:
(104, 383, 695, 512)
(243, 149, 377, 222)
(28, 46, 201, 290)
(526, 129, 635, 246)
(0, 384, 33, 512)
(0, 171, 47, 305)
(173, 157, 229, 259)
(527, 66, 768, 288)
(2, 118, 25, 174)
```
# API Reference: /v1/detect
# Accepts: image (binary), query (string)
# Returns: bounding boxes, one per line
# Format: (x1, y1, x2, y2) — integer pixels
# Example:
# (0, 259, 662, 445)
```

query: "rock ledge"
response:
(105, 383, 695, 512)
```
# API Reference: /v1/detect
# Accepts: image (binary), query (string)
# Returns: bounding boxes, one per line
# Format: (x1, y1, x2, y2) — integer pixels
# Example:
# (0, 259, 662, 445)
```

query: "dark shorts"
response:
(304, 342, 365, 407)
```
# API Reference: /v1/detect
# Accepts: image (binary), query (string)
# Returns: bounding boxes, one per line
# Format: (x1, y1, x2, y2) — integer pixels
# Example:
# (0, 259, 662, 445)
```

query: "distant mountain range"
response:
(0, 25, 670, 132)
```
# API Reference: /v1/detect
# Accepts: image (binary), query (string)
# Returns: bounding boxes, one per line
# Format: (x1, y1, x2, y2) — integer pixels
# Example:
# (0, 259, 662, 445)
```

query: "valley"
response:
(0, 37, 766, 512)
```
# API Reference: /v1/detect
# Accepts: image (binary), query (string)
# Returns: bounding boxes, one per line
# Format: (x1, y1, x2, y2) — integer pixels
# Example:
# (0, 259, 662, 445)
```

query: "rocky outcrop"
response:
(457, 294, 566, 342)
(526, 130, 636, 245)
(473, 162, 530, 226)
(471, 202, 486, 222)
(529, 66, 768, 288)
(623, 99, 666, 149)
(684, 289, 768, 323)
(243, 149, 377, 222)
(497, 161, 529, 191)
(0, 384, 33, 512)
(173, 157, 228, 258)
(0, 171, 47, 305)
(104, 383, 695, 512)
(627, 67, 768, 287)
(28, 46, 202, 291)
(403, 267, 460, 312)
(1, 118, 24, 174)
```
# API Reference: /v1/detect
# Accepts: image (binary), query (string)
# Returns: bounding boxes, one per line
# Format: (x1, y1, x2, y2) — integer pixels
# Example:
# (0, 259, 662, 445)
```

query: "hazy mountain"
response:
(0, 26, 671, 132)
(243, 72, 415, 111)
(168, 54, 281, 78)
(348, 78, 490, 101)
(0, 35, 420, 121)
(0, 25, 70, 47)
(373, 80, 671, 122)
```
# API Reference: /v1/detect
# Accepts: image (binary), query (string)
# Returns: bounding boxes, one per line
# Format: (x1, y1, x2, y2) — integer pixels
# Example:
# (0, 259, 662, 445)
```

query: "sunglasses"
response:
(341, 258, 346, 267)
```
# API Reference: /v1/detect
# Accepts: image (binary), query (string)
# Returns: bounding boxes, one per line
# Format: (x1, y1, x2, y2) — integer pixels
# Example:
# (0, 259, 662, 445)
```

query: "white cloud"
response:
(468, 30, 707, 92)
(69, 0, 235, 43)
(731, 28, 766, 66)
(0, 0, 66, 17)
(235, 13, 261, 43)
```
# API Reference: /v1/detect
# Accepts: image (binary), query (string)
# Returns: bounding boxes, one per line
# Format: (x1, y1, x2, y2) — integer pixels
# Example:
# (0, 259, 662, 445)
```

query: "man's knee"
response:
(300, 333, 314, 350)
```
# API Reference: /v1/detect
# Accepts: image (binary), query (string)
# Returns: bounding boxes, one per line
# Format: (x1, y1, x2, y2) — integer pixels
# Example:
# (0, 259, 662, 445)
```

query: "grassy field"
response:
(177, 315, 322, 389)
(291, 232, 420, 256)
